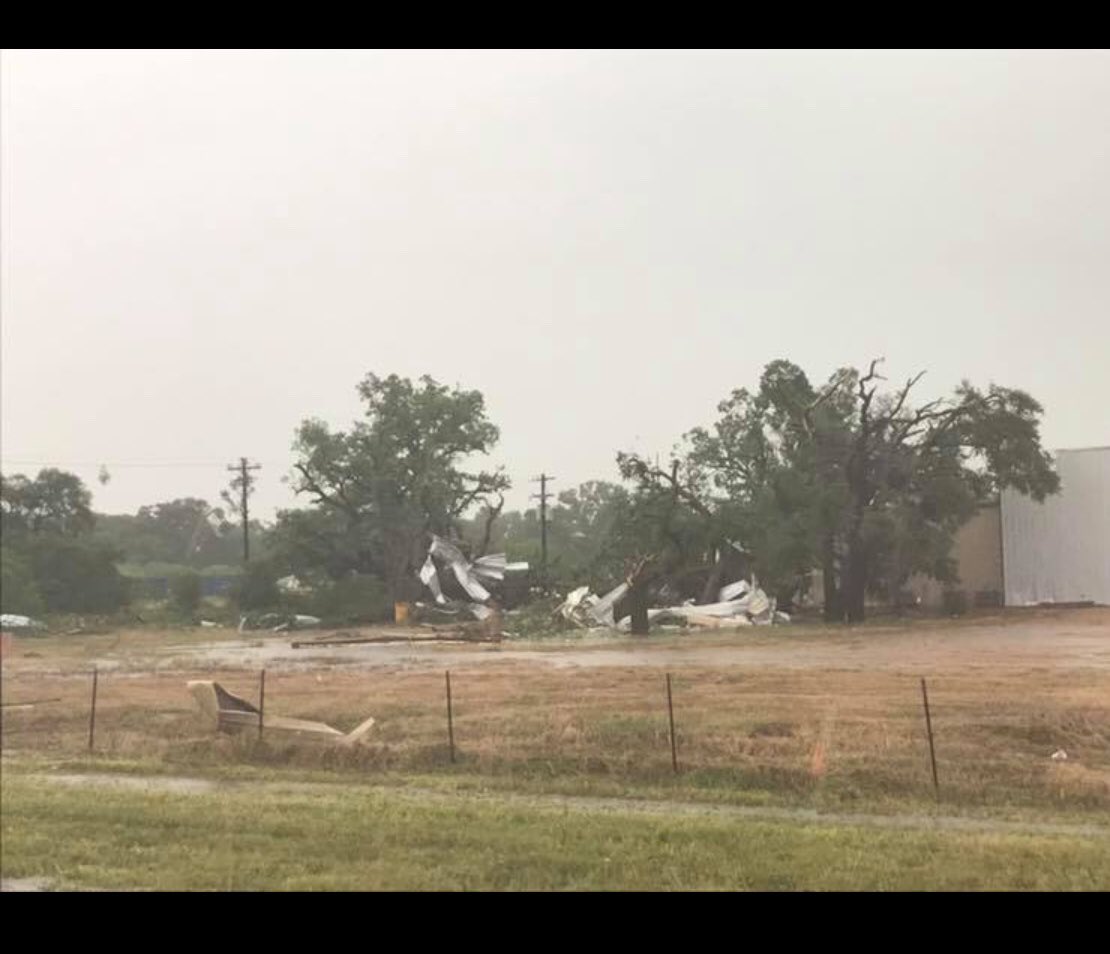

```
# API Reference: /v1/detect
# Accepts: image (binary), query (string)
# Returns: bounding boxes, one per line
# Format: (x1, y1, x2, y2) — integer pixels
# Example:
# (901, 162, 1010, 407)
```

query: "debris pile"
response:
(557, 583, 630, 628)
(417, 535, 528, 622)
(0, 614, 46, 632)
(238, 613, 322, 633)
(557, 577, 789, 632)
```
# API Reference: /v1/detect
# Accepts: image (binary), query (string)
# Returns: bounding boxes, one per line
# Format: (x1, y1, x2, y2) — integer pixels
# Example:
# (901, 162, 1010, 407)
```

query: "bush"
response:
(232, 560, 281, 611)
(299, 575, 391, 626)
(0, 546, 46, 617)
(942, 589, 969, 616)
(27, 538, 130, 613)
(170, 572, 202, 616)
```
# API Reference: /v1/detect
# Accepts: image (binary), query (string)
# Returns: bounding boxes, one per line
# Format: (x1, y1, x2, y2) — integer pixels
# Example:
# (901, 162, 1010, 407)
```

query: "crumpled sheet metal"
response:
(418, 535, 529, 612)
(429, 535, 492, 602)
(558, 586, 592, 626)
(420, 555, 447, 604)
(718, 579, 751, 602)
(588, 582, 629, 626)
(557, 583, 629, 628)
(471, 553, 506, 583)
(562, 576, 782, 632)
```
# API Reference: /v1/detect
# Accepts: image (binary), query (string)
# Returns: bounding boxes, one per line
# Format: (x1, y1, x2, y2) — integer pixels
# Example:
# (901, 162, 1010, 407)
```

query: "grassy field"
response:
(2, 608, 1109, 889)
(3, 771, 1108, 891)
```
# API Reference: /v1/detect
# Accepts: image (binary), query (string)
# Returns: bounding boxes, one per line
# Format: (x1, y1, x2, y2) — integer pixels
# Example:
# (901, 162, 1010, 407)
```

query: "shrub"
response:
(232, 560, 281, 611)
(27, 538, 130, 613)
(301, 575, 391, 626)
(170, 572, 202, 616)
(942, 589, 969, 616)
(0, 546, 46, 617)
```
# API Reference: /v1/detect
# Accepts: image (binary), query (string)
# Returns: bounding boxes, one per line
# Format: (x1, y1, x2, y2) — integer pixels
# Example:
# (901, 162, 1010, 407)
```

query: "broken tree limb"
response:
(291, 629, 503, 648)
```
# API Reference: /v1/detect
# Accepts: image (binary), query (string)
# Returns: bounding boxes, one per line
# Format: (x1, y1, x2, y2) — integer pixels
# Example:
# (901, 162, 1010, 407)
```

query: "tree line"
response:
(1, 360, 1058, 623)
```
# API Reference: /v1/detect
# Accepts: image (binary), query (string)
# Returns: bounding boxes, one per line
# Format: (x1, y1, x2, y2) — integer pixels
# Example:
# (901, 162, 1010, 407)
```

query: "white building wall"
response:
(1000, 447, 1110, 605)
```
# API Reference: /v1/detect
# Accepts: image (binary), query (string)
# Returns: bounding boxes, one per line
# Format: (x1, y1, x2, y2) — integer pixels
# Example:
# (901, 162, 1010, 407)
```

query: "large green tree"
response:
(1, 469, 129, 614)
(0, 546, 45, 616)
(621, 359, 1059, 622)
(282, 373, 509, 599)
(1, 468, 94, 540)
(25, 537, 129, 613)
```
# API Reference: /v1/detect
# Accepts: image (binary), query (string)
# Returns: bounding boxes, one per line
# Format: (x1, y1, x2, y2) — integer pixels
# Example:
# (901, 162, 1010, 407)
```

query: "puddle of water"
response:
(21, 616, 1110, 675)
(44, 773, 220, 795)
(1, 877, 54, 892)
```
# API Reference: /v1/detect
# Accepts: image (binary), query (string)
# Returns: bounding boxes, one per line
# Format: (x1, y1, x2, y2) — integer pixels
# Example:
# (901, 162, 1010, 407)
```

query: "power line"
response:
(1, 458, 284, 469)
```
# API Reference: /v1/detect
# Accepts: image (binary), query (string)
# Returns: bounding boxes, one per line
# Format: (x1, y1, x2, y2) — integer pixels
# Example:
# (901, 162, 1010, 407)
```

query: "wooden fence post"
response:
(87, 666, 98, 752)
(666, 673, 678, 774)
(921, 677, 939, 801)
(445, 670, 456, 763)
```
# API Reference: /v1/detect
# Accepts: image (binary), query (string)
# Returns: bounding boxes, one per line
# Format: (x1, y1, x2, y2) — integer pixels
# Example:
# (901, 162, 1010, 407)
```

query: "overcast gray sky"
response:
(3, 50, 1108, 519)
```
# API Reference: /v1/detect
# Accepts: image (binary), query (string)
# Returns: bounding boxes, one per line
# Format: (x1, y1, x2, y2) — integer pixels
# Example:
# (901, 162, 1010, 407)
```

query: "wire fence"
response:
(4, 659, 1107, 810)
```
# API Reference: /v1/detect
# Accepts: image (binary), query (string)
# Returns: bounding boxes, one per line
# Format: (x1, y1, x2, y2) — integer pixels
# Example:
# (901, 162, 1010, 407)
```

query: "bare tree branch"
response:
(881, 370, 927, 425)
(634, 460, 715, 520)
(294, 463, 350, 512)
(799, 368, 854, 436)
(475, 493, 505, 558)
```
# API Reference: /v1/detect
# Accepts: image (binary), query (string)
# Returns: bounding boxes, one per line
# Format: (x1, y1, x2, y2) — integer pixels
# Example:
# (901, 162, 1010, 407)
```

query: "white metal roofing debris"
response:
(428, 535, 492, 602)
(418, 535, 529, 615)
(1000, 446, 1110, 606)
(589, 581, 630, 625)
(419, 554, 446, 604)
(558, 577, 785, 631)
(275, 575, 312, 594)
(0, 614, 45, 630)
(718, 579, 752, 602)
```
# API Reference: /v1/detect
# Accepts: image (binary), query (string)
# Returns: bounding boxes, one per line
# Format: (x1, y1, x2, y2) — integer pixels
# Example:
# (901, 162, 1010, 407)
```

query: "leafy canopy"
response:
(618, 359, 1058, 619)
(280, 373, 509, 594)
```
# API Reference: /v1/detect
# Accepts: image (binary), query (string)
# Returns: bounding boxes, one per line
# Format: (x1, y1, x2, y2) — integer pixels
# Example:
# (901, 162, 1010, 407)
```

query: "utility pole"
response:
(531, 473, 554, 591)
(226, 457, 261, 563)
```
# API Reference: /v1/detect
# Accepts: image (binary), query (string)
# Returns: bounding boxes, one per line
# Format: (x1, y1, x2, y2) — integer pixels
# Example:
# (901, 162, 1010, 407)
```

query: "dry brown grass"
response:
(4, 633, 1108, 813)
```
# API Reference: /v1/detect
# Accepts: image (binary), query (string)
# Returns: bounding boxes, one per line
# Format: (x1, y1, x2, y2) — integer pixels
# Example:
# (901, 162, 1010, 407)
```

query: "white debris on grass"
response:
(0, 614, 46, 631)
(560, 576, 785, 633)
(275, 575, 313, 595)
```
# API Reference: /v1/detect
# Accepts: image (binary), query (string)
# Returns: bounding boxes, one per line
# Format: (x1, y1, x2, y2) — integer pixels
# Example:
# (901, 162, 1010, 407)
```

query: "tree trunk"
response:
(822, 537, 842, 623)
(843, 538, 867, 623)
(698, 552, 727, 606)
(628, 583, 650, 636)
